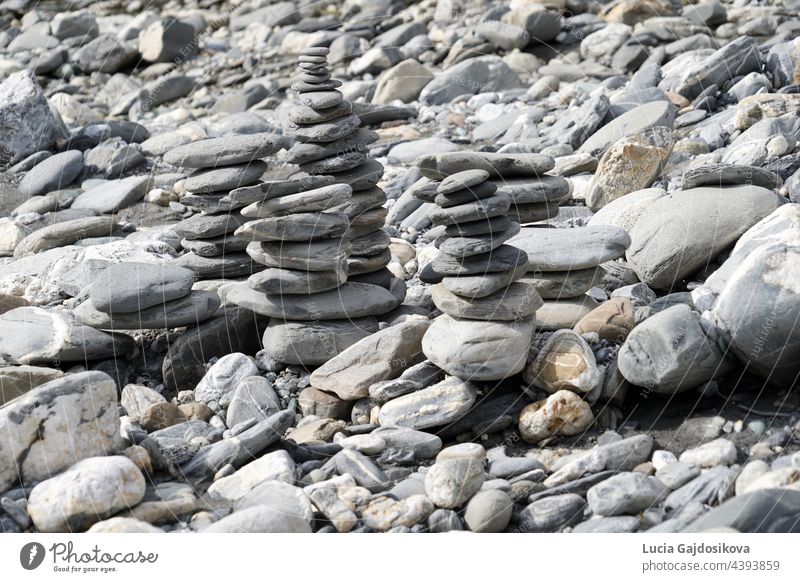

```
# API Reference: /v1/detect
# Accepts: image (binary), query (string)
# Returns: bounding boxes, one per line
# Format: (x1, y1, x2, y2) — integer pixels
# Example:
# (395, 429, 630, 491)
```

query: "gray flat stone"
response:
(509, 225, 630, 271)
(417, 151, 555, 179)
(235, 212, 350, 242)
(19, 150, 84, 196)
(71, 175, 151, 213)
(74, 290, 221, 329)
(184, 161, 267, 193)
(89, 262, 195, 313)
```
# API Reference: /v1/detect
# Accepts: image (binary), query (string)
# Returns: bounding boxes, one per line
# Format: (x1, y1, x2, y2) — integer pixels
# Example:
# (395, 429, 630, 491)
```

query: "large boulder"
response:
(28, 456, 145, 532)
(693, 205, 800, 387)
(0, 371, 122, 492)
(626, 185, 783, 289)
(0, 70, 64, 167)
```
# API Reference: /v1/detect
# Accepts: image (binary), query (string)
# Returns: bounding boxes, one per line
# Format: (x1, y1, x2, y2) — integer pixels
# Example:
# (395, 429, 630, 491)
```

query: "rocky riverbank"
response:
(0, 0, 799, 534)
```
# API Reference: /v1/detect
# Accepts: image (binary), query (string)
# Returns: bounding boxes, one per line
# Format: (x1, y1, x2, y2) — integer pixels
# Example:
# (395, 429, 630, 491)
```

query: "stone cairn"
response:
(283, 46, 393, 288)
(413, 167, 544, 381)
(166, 133, 285, 279)
(73, 262, 220, 330)
(226, 46, 402, 367)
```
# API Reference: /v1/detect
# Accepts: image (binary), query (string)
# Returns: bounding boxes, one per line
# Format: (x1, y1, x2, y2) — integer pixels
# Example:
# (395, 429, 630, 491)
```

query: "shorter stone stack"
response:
(415, 169, 543, 381)
(166, 133, 284, 279)
(73, 262, 220, 330)
(283, 47, 393, 289)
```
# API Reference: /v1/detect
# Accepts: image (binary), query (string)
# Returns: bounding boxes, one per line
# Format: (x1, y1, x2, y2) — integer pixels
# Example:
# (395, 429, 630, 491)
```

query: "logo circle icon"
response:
(20, 542, 45, 570)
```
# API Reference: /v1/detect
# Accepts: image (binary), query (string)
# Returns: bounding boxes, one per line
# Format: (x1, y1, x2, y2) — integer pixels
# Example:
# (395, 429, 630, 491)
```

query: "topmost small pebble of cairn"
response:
(166, 132, 285, 279)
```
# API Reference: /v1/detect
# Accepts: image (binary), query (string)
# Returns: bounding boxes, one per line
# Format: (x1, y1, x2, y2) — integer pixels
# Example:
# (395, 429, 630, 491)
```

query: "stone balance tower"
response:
(413, 167, 544, 381)
(227, 47, 402, 366)
(167, 133, 285, 279)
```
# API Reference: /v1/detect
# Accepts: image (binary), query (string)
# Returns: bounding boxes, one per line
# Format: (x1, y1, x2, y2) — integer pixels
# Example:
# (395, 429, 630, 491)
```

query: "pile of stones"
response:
(283, 47, 393, 288)
(166, 133, 285, 279)
(412, 168, 542, 381)
(226, 48, 403, 366)
(73, 262, 220, 330)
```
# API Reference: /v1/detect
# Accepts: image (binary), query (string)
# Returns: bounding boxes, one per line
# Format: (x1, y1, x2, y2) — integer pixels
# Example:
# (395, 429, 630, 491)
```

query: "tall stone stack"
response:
(283, 46, 393, 289)
(225, 47, 402, 366)
(414, 168, 543, 381)
(166, 133, 285, 279)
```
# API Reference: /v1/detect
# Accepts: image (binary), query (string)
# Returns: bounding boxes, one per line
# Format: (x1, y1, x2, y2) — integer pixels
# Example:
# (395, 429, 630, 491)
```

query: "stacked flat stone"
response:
(283, 47, 394, 288)
(166, 133, 284, 279)
(508, 224, 631, 330)
(225, 47, 402, 366)
(415, 150, 570, 226)
(73, 262, 220, 330)
(414, 168, 544, 381)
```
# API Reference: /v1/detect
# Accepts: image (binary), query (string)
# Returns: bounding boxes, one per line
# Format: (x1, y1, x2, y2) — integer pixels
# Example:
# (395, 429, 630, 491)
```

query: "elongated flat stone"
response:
(164, 133, 285, 168)
(224, 175, 336, 205)
(434, 181, 498, 208)
(300, 151, 367, 174)
(445, 215, 512, 237)
(298, 90, 344, 109)
(184, 161, 266, 193)
(289, 101, 353, 125)
(181, 235, 249, 257)
(235, 212, 350, 242)
(174, 212, 249, 240)
(379, 377, 477, 429)
(241, 184, 352, 218)
(429, 193, 511, 226)
(90, 262, 195, 313)
(438, 222, 520, 258)
(438, 169, 490, 194)
(347, 248, 391, 275)
(74, 291, 220, 330)
(247, 266, 346, 295)
(172, 251, 258, 279)
(682, 163, 782, 190)
(509, 225, 630, 271)
(71, 176, 151, 214)
(417, 152, 555, 179)
(227, 281, 400, 320)
(286, 112, 360, 143)
(441, 262, 528, 298)
(431, 244, 528, 276)
(495, 175, 570, 203)
(14, 216, 117, 257)
(285, 129, 379, 164)
(247, 239, 350, 271)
